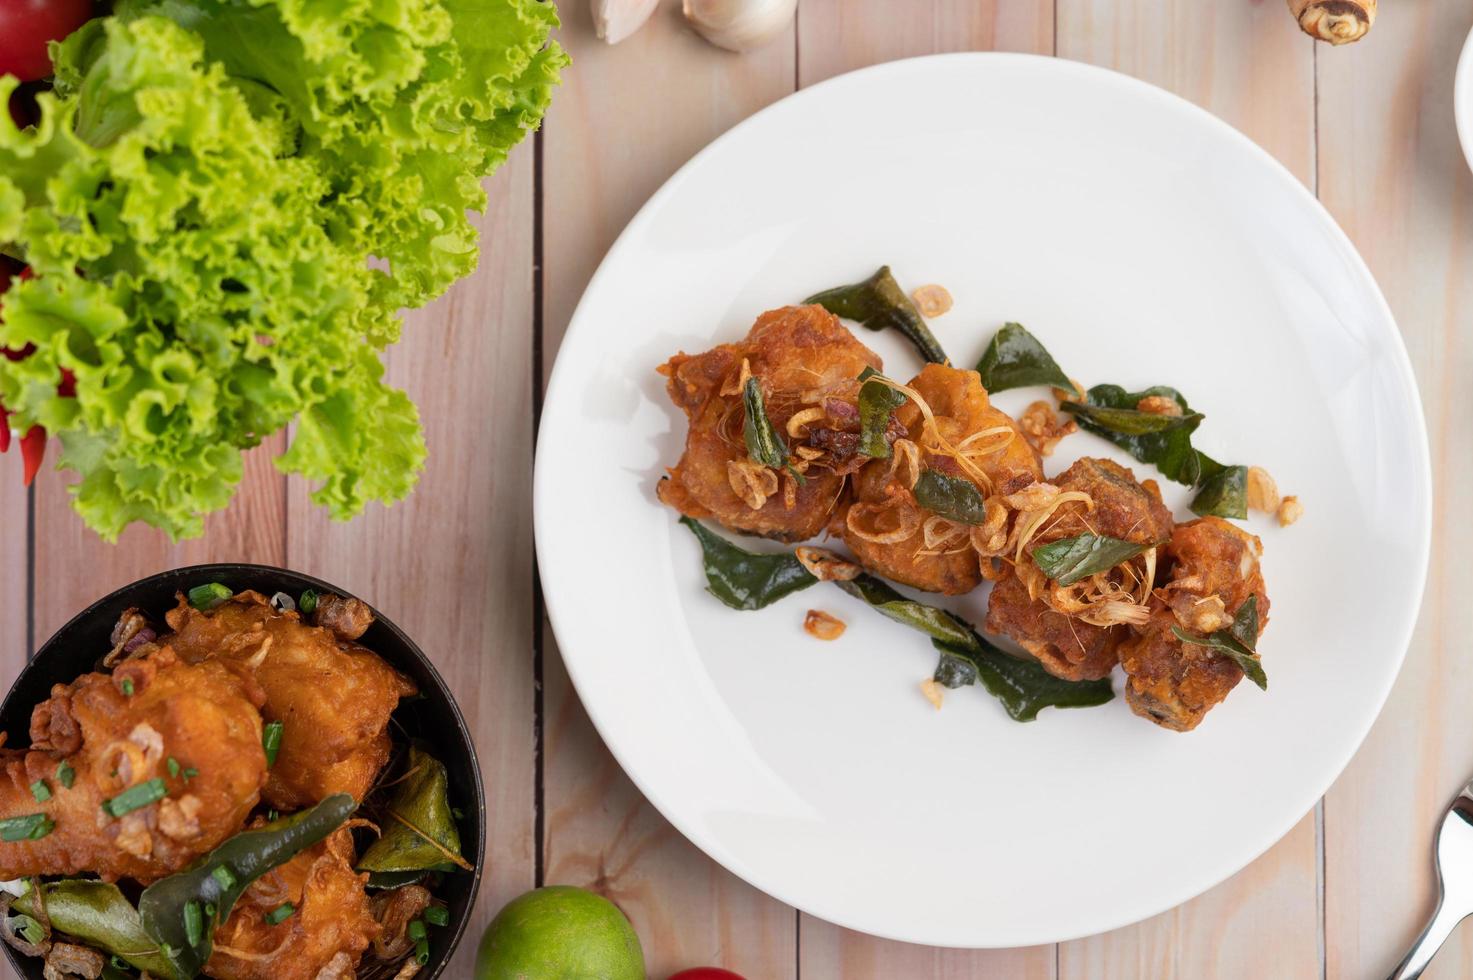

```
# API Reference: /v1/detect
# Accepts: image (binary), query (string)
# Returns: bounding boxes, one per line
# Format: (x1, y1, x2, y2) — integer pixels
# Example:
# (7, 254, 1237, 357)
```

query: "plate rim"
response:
(534, 51, 1433, 948)
(1457, 27, 1473, 173)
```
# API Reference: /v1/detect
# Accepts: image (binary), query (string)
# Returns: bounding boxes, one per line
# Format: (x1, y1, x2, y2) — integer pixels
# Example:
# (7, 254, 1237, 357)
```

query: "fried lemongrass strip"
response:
(1049, 577, 1150, 628)
(846, 499, 921, 545)
(1009, 489, 1095, 563)
(1042, 548, 1155, 627)
(1139, 547, 1157, 606)
(954, 425, 1017, 463)
(865, 376, 997, 494)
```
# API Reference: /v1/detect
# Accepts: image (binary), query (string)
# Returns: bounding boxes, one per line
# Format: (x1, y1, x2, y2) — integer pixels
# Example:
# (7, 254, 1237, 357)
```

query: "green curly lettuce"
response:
(0, 0, 565, 540)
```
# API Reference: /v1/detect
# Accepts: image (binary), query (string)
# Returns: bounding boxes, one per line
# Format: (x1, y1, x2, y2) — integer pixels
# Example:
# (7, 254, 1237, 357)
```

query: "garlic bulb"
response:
(682, 0, 797, 52)
(593, 0, 660, 45)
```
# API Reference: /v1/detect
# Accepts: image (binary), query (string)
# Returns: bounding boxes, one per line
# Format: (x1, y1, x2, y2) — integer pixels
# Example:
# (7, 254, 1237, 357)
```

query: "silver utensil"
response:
(1388, 782, 1473, 979)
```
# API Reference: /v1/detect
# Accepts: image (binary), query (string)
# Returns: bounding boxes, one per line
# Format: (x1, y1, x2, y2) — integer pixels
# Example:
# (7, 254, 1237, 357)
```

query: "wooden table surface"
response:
(4, 2, 1472, 977)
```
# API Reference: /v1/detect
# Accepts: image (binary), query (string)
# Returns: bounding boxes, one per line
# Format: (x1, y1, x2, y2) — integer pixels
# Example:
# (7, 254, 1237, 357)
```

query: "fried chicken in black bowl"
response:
(0, 564, 484, 980)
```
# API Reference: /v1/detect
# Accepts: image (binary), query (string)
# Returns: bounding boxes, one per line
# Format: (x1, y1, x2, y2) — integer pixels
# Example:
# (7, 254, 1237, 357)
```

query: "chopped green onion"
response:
(56, 761, 74, 789)
(204, 903, 216, 919)
(262, 721, 284, 767)
(167, 757, 180, 778)
(415, 936, 430, 965)
(211, 865, 237, 891)
(267, 810, 280, 822)
(298, 589, 318, 615)
(111, 955, 130, 970)
(182, 768, 198, 782)
(187, 583, 232, 611)
(0, 813, 54, 842)
(15, 914, 44, 945)
(120, 678, 135, 697)
(264, 902, 295, 925)
(184, 900, 204, 947)
(424, 906, 449, 927)
(29, 780, 49, 803)
(101, 778, 167, 818)
(408, 919, 427, 941)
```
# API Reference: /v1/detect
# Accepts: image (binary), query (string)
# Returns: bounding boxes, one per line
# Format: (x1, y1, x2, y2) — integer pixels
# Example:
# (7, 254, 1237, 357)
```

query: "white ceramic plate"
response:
(1458, 27, 1473, 172)
(535, 54, 1430, 948)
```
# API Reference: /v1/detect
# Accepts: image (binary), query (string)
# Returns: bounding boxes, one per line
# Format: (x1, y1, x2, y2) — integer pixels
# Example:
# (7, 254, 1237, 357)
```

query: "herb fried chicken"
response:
(659, 302, 1281, 732)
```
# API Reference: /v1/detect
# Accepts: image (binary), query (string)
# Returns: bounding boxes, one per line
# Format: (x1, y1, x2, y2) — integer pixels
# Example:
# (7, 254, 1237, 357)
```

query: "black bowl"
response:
(0, 563, 485, 980)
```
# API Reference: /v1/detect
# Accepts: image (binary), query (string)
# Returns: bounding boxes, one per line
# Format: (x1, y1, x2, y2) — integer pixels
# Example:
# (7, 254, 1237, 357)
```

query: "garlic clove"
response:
(682, 0, 797, 52)
(593, 0, 660, 45)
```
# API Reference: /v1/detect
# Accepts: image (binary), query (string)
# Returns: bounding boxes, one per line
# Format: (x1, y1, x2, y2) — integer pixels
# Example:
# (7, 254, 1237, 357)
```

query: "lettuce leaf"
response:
(0, 0, 564, 540)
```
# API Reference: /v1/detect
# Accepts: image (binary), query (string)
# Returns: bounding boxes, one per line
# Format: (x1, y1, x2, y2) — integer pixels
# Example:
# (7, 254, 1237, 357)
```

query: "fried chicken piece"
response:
(985, 571, 1123, 680)
(205, 826, 379, 980)
(994, 457, 1176, 629)
(165, 592, 416, 810)
(657, 304, 883, 542)
(836, 364, 1042, 594)
(0, 647, 267, 882)
(1119, 517, 1270, 731)
(1028, 457, 1173, 553)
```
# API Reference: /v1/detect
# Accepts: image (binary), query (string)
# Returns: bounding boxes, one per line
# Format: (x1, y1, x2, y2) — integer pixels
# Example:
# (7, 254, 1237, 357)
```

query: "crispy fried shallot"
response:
(727, 458, 779, 510)
(846, 499, 922, 545)
(794, 547, 861, 582)
(1019, 401, 1077, 456)
(803, 610, 846, 641)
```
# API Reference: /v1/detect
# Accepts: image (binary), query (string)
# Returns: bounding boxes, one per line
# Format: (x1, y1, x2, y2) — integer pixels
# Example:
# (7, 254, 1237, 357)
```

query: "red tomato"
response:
(0, 0, 92, 82)
(668, 971, 747, 980)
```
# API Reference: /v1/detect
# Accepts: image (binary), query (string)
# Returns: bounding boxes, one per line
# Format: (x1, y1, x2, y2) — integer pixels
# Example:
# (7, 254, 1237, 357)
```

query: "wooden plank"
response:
(0, 475, 27, 691)
(1051, 3, 1321, 978)
(797, 0, 1053, 86)
(793, 0, 1056, 973)
(31, 434, 286, 641)
(284, 142, 538, 976)
(1060, 819, 1318, 978)
(1318, 4, 1473, 977)
(538, 3, 798, 976)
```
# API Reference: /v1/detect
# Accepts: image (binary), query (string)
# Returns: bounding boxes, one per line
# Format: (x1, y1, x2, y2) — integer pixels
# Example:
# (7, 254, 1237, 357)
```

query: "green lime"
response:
(475, 885, 645, 980)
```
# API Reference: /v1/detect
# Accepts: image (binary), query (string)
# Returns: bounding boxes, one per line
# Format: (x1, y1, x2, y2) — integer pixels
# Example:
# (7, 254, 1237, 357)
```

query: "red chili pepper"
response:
(0, 266, 60, 480)
(19, 426, 44, 486)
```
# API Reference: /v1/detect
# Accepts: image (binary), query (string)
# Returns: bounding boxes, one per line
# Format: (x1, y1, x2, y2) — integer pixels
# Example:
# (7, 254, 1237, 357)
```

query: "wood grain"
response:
(5, 3, 1467, 976)
(0, 475, 26, 693)
(30, 435, 286, 641)
(1318, 3, 1473, 977)
(796, 0, 1053, 86)
(1051, 3, 1321, 977)
(538, 1, 799, 975)
(793, 0, 1056, 973)
(284, 143, 539, 977)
